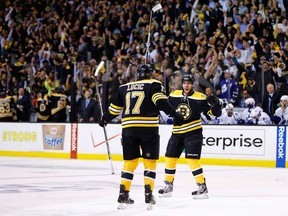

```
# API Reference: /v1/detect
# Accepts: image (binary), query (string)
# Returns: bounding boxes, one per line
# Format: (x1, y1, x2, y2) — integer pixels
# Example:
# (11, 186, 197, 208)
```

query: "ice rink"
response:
(1, 157, 288, 216)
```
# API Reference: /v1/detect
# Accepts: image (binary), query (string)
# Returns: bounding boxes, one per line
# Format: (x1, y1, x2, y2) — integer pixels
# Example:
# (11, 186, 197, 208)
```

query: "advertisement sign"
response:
(0, 123, 287, 168)
(202, 128, 265, 155)
(276, 126, 286, 168)
(42, 125, 65, 150)
(70, 123, 78, 159)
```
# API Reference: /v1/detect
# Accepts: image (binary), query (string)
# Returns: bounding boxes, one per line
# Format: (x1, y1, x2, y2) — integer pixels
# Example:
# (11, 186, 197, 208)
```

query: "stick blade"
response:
(152, 3, 162, 12)
(94, 61, 105, 76)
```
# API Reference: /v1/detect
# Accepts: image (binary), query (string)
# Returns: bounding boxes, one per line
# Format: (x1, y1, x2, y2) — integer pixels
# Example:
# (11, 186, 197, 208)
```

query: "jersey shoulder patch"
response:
(190, 92, 207, 100)
(169, 90, 182, 97)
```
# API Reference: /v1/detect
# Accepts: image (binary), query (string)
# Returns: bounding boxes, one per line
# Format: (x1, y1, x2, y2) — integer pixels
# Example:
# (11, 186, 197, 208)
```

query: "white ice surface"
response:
(0, 157, 288, 216)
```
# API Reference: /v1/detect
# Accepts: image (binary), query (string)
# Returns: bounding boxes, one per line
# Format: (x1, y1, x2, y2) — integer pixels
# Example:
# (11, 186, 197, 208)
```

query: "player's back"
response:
(0, 96, 17, 121)
(49, 93, 68, 115)
(36, 94, 51, 121)
(111, 79, 164, 136)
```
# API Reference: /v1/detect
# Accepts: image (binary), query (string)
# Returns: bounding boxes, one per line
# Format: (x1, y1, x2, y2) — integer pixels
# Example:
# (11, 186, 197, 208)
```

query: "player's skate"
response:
(117, 184, 134, 209)
(158, 180, 173, 198)
(191, 181, 209, 199)
(145, 185, 156, 210)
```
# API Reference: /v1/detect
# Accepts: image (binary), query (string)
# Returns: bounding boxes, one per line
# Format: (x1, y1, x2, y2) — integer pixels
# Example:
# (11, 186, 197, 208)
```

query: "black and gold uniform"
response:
(0, 89, 17, 122)
(159, 74, 222, 199)
(169, 91, 217, 135)
(99, 64, 183, 207)
(35, 94, 51, 122)
(49, 87, 69, 122)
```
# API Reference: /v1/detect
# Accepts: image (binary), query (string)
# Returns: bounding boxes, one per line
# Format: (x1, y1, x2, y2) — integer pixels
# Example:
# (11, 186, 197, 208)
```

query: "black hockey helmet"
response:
(55, 86, 65, 94)
(137, 64, 153, 80)
(0, 86, 6, 98)
(182, 74, 195, 83)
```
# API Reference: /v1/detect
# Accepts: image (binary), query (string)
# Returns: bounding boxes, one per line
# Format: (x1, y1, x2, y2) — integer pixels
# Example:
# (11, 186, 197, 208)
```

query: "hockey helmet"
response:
(181, 74, 195, 83)
(280, 95, 288, 102)
(225, 103, 234, 111)
(244, 98, 255, 106)
(137, 64, 153, 80)
(55, 86, 65, 94)
(250, 108, 261, 119)
(0, 87, 6, 98)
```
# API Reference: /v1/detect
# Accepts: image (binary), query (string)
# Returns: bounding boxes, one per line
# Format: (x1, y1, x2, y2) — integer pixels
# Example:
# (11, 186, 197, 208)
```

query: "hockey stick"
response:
(145, 3, 162, 64)
(94, 61, 115, 175)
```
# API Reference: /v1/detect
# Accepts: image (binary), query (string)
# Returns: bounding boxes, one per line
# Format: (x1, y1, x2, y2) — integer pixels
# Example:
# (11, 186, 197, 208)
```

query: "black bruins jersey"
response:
(105, 79, 172, 135)
(36, 94, 51, 121)
(169, 90, 221, 134)
(49, 93, 69, 116)
(0, 96, 17, 121)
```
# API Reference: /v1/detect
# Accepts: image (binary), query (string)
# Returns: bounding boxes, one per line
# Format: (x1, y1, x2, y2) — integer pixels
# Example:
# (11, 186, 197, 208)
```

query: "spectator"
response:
(238, 88, 252, 108)
(217, 69, 239, 105)
(261, 83, 281, 116)
(16, 87, 31, 122)
(78, 89, 99, 123)
(0, 0, 288, 125)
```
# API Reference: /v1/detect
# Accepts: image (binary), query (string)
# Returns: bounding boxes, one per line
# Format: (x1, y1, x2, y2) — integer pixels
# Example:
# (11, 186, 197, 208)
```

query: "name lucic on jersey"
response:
(127, 83, 144, 91)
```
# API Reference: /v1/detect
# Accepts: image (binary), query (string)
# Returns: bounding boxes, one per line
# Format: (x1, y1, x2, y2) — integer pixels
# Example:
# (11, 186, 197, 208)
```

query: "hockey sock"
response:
(164, 157, 178, 183)
(186, 159, 205, 184)
(121, 158, 139, 191)
(143, 159, 157, 190)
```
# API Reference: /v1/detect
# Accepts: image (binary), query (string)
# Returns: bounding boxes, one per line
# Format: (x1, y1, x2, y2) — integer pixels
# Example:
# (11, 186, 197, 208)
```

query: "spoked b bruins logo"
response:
(177, 103, 191, 120)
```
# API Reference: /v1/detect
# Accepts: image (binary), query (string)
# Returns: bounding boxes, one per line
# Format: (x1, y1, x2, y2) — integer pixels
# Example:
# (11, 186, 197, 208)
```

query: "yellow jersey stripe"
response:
(122, 124, 159, 128)
(173, 119, 201, 128)
(207, 110, 214, 116)
(172, 125, 202, 134)
(109, 106, 122, 113)
(122, 116, 158, 121)
(122, 120, 159, 125)
(110, 103, 123, 110)
(109, 110, 120, 115)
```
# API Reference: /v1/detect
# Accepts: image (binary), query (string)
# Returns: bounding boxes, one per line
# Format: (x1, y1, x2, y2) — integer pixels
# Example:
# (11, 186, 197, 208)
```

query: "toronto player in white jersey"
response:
(242, 98, 255, 124)
(248, 106, 272, 125)
(200, 112, 220, 124)
(218, 103, 244, 124)
(273, 95, 288, 125)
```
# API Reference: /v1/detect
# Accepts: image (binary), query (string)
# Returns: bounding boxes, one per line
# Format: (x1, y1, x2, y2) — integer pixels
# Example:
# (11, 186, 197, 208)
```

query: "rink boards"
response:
(0, 123, 286, 168)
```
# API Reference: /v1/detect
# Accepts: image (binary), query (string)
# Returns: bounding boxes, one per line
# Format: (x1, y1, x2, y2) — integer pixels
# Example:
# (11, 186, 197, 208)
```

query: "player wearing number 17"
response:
(99, 64, 184, 209)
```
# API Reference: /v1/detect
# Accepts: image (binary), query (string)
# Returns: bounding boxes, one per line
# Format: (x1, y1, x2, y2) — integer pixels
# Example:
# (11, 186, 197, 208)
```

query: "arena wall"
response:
(0, 123, 287, 168)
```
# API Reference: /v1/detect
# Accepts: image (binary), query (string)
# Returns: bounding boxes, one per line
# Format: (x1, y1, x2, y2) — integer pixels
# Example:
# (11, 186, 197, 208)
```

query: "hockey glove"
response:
(246, 119, 254, 125)
(166, 118, 173, 124)
(173, 111, 185, 126)
(98, 114, 108, 127)
(207, 95, 222, 109)
(247, 104, 253, 110)
(237, 119, 245, 125)
(270, 115, 281, 125)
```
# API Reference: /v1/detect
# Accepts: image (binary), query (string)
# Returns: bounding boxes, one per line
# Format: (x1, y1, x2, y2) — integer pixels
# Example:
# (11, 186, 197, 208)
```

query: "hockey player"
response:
(218, 103, 244, 124)
(158, 74, 222, 199)
(34, 90, 52, 122)
(49, 86, 70, 122)
(272, 95, 288, 125)
(98, 64, 184, 209)
(242, 97, 255, 124)
(248, 106, 271, 125)
(0, 87, 17, 122)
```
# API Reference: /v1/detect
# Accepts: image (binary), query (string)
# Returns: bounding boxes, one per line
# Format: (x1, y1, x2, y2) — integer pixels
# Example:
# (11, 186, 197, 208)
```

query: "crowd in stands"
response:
(0, 0, 288, 124)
